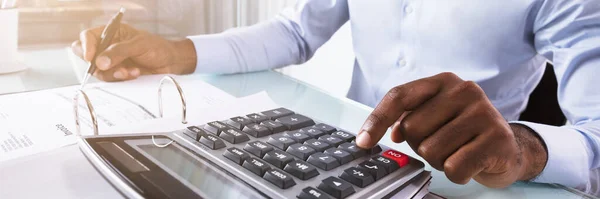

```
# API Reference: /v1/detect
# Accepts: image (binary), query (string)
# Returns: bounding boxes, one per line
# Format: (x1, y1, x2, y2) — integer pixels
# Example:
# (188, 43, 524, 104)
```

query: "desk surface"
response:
(0, 47, 589, 199)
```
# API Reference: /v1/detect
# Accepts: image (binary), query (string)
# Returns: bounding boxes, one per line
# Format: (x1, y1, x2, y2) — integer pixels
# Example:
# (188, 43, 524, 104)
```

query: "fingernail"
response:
(356, 130, 372, 148)
(113, 71, 125, 79)
(96, 56, 111, 70)
(130, 68, 140, 77)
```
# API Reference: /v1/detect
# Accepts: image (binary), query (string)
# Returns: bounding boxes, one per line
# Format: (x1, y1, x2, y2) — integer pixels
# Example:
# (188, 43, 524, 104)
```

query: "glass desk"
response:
(0, 47, 591, 199)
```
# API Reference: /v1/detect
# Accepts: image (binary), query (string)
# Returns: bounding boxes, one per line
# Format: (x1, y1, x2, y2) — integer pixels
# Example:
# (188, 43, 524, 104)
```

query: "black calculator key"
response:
(260, 120, 288, 133)
(357, 160, 388, 180)
(184, 126, 206, 141)
(199, 134, 226, 150)
(304, 139, 331, 152)
(284, 160, 319, 180)
(324, 148, 354, 165)
(203, 121, 229, 135)
(247, 113, 269, 123)
(339, 167, 375, 188)
(219, 128, 250, 144)
(267, 135, 297, 150)
(286, 144, 317, 160)
(337, 143, 366, 158)
(243, 157, 271, 176)
(297, 187, 331, 199)
(318, 135, 345, 147)
(299, 127, 327, 138)
(261, 108, 295, 120)
(314, 123, 337, 134)
(369, 155, 399, 173)
(318, 177, 355, 199)
(276, 114, 316, 130)
(263, 150, 295, 169)
(244, 141, 274, 158)
(223, 147, 250, 165)
(284, 131, 312, 143)
(226, 116, 253, 129)
(369, 145, 383, 154)
(263, 169, 296, 189)
(307, 152, 340, 171)
(331, 131, 355, 142)
(243, 124, 272, 138)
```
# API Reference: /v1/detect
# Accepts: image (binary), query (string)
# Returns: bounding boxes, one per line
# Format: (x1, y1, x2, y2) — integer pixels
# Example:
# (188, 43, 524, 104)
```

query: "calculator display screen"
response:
(138, 144, 259, 199)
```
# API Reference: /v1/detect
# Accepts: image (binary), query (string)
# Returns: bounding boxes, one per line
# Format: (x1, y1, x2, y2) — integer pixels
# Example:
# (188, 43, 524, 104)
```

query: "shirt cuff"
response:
(186, 34, 240, 74)
(510, 121, 590, 189)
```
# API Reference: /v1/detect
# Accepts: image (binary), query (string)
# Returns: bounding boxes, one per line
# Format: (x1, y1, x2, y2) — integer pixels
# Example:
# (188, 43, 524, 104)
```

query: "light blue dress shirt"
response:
(188, 0, 600, 195)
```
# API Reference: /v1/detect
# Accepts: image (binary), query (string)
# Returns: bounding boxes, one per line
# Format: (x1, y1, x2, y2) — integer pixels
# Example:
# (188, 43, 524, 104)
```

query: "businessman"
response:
(72, 0, 600, 195)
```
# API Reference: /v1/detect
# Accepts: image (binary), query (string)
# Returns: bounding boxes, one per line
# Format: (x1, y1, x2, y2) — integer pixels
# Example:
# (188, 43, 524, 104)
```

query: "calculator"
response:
(78, 108, 425, 199)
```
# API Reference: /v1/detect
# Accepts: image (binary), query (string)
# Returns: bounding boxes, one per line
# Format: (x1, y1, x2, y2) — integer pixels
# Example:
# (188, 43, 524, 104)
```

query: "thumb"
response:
(95, 36, 146, 71)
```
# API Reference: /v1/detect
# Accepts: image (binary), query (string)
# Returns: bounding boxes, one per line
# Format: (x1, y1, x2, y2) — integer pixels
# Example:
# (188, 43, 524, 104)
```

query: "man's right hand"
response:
(71, 24, 197, 82)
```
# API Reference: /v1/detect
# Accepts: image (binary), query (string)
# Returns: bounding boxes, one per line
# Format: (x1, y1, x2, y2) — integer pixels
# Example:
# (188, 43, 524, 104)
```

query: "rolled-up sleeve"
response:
(518, 0, 600, 195)
(187, 0, 350, 74)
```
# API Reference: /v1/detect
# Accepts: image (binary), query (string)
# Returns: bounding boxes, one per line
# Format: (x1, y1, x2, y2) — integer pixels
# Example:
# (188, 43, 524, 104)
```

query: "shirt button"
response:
(397, 59, 407, 67)
(405, 5, 414, 14)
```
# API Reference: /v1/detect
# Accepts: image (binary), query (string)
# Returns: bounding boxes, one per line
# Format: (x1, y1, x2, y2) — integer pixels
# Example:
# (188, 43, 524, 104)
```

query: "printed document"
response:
(0, 75, 235, 162)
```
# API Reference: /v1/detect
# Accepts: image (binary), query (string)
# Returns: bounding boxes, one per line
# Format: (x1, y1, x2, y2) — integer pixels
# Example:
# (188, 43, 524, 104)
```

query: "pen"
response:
(80, 7, 126, 89)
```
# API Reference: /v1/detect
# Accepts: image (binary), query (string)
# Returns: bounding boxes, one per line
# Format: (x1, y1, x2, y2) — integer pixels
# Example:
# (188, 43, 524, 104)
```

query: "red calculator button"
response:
(382, 150, 409, 167)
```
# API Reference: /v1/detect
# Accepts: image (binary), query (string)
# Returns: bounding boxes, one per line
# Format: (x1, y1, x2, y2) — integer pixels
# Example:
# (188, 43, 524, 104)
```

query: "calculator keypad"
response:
(324, 148, 354, 165)
(284, 160, 319, 180)
(219, 128, 250, 144)
(223, 147, 250, 165)
(286, 143, 317, 160)
(182, 108, 413, 199)
(244, 141, 274, 158)
(318, 135, 345, 147)
(263, 150, 295, 169)
(300, 127, 327, 138)
(203, 121, 229, 135)
(339, 167, 375, 188)
(314, 123, 337, 134)
(275, 114, 315, 130)
(357, 161, 388, 180)
(263, 169, 296, 189)
(260, 120, 288, 133)
(242, 124, 272, 138)
(307, 152, 340, 171)
(198, 134, 225, 149)
(243, 157, 271, 176)
(318, 177, 355, 199)
(304, 139, 332, 152)
(331, 131, 355, 142)
(267, 135, 297, 150)
(337, 143, 366, 159)
(284, 131, 312, 143)
(226, 116, 253, 129)
(297, 187, 330, 199)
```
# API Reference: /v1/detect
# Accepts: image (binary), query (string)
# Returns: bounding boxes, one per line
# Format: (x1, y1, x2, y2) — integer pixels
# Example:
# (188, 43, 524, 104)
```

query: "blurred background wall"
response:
(17, 0, 353, 97)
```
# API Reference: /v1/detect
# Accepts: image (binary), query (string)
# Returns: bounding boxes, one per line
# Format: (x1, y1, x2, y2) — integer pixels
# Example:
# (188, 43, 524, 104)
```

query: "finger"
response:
(400, 81, 478, 150)
(443, 134, 489, 185)
(79, 27, 105, 62)
(93, 65, 134, 82)
(95, 36, 146, 71)
(415, 109, 482, 170)
(356, 73, 462, 148)
(390, 112, 410, 143)
(71, 40, 84, 60)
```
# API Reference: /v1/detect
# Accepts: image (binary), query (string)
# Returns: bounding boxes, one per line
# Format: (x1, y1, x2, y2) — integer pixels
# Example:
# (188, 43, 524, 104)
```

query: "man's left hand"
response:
(355, 72, 547, 188)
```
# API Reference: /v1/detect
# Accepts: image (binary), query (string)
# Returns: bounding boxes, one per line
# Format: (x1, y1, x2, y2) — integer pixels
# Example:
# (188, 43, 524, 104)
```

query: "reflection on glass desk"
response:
(0, 47, 592, 199)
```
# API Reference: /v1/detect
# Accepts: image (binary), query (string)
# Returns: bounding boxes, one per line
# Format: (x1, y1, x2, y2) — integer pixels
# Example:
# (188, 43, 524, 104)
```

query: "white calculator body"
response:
(79, 108, 425, 199)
